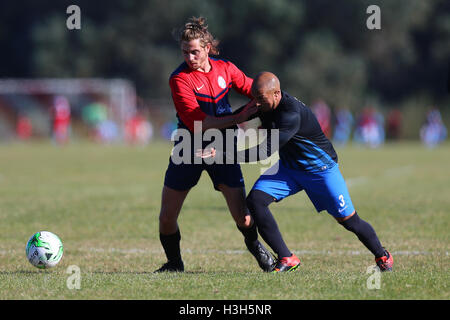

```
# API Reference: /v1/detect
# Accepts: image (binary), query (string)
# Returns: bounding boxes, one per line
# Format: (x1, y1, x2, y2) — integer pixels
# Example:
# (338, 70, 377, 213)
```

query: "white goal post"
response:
(0, 78, 137, 141)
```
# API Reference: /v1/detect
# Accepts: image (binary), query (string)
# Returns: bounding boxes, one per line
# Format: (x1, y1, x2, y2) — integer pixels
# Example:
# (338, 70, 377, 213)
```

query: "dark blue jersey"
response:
(236, 91, 338, 172)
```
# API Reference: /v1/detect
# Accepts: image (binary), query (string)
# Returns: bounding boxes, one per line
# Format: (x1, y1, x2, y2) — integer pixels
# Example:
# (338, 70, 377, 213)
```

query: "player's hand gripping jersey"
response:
(169, 57, 253, 132)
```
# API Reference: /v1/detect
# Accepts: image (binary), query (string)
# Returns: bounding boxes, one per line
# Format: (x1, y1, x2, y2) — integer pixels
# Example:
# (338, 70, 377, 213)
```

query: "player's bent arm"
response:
(230, 110, 300, 163)
(231, 132, 277, 163)
(199, 133, 275, 163)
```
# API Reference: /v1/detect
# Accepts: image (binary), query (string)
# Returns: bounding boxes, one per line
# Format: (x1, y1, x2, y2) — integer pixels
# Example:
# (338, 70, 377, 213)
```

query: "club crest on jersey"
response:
(218, 76, 226, 89)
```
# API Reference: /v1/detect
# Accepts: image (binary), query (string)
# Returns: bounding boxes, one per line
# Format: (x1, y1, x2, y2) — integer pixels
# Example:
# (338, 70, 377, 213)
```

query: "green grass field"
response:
(0, 141, 448, 300)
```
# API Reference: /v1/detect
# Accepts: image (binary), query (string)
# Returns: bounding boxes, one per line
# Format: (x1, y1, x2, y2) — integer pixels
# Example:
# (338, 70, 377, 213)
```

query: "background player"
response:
(155, 17, 274, 272)
(202, 71, 394, 273)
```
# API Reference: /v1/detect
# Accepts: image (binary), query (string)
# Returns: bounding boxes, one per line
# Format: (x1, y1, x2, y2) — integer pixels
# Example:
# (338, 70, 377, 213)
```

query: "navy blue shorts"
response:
(252, 161, 355, 218)
(164, 157, 245, 191)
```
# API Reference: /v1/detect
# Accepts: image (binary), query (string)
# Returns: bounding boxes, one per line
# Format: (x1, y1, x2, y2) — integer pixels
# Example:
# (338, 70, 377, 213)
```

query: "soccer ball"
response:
(26, 231, 64, 269)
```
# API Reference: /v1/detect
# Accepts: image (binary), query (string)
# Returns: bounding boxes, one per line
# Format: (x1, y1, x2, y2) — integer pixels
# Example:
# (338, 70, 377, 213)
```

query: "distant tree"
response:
(283, 32, 367, 110)
(0, 0, 447, 109)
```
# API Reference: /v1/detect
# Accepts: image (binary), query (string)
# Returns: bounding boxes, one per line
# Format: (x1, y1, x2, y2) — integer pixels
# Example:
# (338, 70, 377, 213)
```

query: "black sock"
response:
(237, 221, 258, 242)
(237, 221, 259, 250)
(159, 229, 182, 263)
(339, 213, 385, 258)
(246, 190, 292, 258)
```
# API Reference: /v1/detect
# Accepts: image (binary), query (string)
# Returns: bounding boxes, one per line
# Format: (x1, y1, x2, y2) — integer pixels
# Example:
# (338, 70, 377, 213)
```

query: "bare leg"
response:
(217, 184, 252, 228)
(159, 186, 190, 235)
(156, 186, 190, 271)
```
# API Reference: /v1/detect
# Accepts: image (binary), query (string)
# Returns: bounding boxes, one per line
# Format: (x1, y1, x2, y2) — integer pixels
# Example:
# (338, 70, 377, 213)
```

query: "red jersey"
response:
(169, 57, 253, 132)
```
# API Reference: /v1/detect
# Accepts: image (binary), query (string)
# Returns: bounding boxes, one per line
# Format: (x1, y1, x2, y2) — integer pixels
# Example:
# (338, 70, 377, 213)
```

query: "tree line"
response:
(1, 0, 449, 120)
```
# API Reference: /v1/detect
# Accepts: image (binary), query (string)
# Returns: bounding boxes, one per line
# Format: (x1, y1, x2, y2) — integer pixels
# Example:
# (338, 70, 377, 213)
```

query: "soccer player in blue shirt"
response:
(203, 71, 394, 272)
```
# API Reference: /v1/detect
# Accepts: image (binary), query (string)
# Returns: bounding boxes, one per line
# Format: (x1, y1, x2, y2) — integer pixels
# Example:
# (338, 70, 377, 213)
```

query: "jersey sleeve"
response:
(277, 109, 301, 147)
(227, 61, 254, 99)
(169, 75, 207, 132)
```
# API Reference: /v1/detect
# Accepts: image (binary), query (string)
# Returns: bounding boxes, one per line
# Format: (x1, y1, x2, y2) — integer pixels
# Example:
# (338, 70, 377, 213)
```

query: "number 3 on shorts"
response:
(339, 194, 345, 207)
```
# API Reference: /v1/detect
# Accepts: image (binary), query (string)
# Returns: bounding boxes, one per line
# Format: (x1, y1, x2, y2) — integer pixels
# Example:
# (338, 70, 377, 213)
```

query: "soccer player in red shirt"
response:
(155, 17, 274, 272)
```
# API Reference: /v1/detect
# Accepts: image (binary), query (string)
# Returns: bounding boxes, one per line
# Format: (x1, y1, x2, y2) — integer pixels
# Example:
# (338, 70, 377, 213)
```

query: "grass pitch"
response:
(0, 141, 448, 300)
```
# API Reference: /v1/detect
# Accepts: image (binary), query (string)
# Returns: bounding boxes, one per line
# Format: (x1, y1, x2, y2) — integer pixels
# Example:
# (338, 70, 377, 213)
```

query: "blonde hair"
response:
(177, 16, 220, 55)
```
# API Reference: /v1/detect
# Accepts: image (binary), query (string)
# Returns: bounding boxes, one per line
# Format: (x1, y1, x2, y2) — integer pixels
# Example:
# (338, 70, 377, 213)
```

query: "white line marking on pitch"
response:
(71, 248, 448, 257)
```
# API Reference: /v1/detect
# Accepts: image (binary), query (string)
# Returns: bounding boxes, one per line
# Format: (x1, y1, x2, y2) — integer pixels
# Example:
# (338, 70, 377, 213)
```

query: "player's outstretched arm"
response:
(199, 100, 258, 132)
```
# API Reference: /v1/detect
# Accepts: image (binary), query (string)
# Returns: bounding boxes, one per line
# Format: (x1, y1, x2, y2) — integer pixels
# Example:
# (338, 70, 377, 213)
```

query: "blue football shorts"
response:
(252, 161, 355, 219)
(164, 157, 245, 191)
